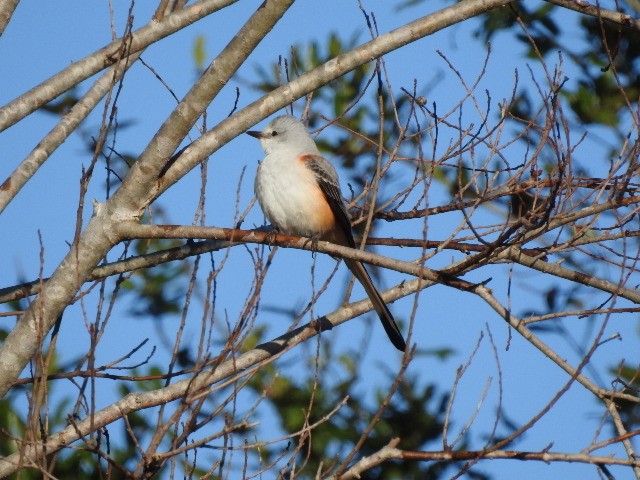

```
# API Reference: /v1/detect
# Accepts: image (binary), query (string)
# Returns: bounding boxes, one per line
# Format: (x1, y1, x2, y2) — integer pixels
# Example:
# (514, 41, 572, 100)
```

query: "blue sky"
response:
(1, 0, 637, 478)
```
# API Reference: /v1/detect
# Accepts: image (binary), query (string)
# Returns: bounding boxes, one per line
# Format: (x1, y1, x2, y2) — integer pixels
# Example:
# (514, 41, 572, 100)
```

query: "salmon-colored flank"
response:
(296, 155, 337, 237)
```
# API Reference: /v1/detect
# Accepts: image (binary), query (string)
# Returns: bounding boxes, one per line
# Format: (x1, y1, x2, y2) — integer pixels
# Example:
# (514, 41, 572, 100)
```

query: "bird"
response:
(247, 115, 406, 352)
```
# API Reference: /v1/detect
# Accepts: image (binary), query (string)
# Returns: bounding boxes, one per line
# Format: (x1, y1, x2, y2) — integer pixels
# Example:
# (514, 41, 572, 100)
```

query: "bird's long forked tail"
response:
(344, 258, 406, 352)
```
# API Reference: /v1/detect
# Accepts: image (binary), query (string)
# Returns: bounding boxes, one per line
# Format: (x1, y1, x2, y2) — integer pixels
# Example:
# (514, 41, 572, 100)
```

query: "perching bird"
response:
(248, 115, 406, 351)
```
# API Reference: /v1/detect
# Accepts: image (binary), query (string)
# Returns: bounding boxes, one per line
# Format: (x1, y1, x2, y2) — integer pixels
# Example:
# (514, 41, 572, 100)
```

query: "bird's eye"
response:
(270, 131, 278, 137)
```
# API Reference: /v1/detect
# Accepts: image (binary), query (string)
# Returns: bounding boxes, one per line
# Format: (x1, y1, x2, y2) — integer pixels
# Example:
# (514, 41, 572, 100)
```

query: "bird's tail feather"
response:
(344, 258, 406, 352)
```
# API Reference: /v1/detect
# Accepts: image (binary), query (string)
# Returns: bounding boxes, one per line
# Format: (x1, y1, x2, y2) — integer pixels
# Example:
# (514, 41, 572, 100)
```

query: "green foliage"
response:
(193, 34, 208, 73)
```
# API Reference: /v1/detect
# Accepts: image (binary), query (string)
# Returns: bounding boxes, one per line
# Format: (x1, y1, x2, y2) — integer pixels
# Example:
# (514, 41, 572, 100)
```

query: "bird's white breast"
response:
(255, 152, 332, 237)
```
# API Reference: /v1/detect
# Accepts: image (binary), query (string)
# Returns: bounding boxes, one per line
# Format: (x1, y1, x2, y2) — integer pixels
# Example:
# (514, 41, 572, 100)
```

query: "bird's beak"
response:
(246, 130, 263, 139)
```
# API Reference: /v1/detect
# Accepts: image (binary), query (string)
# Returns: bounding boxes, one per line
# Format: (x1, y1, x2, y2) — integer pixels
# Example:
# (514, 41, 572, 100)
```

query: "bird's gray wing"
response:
(301, 154, 355, 248)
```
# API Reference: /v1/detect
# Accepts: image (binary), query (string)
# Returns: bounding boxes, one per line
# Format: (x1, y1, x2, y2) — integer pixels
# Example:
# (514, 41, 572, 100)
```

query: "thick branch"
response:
(0, 0, 19, 36)
(472, 285, 636, 402)
(403, 448, 640, 466)
(107, 0, 295, 214)
(117, 224, 640, 304)
(0, 51, 142, 213)
(546, 0, 640, 30)
(0, 0, 239, 131)
(2, 225, 634, 307)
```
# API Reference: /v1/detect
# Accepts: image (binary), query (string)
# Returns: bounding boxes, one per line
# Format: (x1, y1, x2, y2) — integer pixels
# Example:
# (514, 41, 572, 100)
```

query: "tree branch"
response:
(0, 50, 143, 214)
(401, 448, 640, 467)
(503, 246, 640, 303)
(0, 0, 239, 131)
(546, 0, 640, 30)
(0, 0, 19, 37)
(333, 442, 640, 479)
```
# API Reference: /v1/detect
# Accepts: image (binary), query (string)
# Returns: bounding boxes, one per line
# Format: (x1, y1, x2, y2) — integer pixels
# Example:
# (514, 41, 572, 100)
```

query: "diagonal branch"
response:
(116, 223, 640, 304)
(0, 50, 143, 214)
(546, 0, 640, 30)
(472, 285, 636, 403)
(503, 246, 640, 303)
(0, 0, 19, 37)
(0, 0, 239, 132)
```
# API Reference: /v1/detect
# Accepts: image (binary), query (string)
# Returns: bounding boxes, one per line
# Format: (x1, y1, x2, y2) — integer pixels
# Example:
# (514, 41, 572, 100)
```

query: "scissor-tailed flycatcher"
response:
(248, 115, 406, 351)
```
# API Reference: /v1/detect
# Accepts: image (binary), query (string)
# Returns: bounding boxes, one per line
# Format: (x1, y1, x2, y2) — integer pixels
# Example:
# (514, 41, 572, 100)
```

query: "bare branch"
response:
(334, 443, 640, 479)
(0, 0, 240, 131)
(0, 0, 19, 36)
(0, 51, 143, 214)
(546, 0, 640, 30)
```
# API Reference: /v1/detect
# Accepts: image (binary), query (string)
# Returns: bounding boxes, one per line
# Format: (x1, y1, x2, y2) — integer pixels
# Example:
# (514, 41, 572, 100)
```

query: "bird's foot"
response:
(264, 226, 280, 246)
(303, 235, 320, 258)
